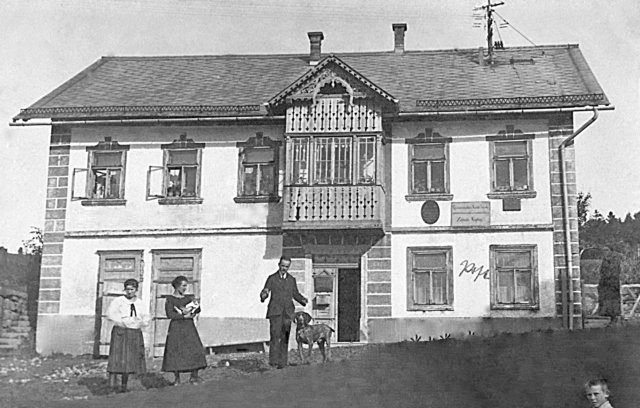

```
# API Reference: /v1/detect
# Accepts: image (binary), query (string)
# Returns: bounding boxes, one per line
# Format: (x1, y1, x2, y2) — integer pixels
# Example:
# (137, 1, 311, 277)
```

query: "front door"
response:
(150, 249, 202, 358)
(337, 268, 360, 342)
(311, 266, 360, 342)
(94, 250, 144, 357)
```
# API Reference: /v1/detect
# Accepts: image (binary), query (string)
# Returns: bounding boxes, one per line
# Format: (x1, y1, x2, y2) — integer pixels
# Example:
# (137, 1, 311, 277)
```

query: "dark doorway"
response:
(337, 268, 360, 342)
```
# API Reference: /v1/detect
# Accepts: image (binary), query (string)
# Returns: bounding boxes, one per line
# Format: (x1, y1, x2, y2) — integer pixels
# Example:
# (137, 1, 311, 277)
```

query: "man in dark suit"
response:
(260, 256, 307, 368)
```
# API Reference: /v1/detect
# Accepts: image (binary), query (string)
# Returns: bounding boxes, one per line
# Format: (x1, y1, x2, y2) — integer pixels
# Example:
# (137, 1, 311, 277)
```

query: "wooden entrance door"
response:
(311, 265, 361, 341)
(95, 250, 144, 357)
(150, 249, 202, 358)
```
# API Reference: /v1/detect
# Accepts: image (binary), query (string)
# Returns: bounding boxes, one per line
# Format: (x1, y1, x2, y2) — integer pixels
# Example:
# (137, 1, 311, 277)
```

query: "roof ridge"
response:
(100, 44, 580, 60)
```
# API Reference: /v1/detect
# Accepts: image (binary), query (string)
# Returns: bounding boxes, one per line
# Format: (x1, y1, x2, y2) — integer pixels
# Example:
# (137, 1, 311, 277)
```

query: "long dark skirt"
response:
(107, 326, 146, 374)
(162, 319, 207, 372)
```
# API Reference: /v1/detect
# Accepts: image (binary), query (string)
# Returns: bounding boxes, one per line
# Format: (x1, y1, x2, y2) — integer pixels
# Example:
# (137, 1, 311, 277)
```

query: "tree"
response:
(21, 227, 43, 256)
(606, 211, 619, 224)
(577, 192, 592, 227)
(592, 210, 604, 221)
(580, 200, 640, 283)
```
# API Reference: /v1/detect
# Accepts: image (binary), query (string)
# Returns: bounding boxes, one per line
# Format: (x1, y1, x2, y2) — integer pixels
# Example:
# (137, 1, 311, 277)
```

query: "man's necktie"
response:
(130, 303, 137, 317)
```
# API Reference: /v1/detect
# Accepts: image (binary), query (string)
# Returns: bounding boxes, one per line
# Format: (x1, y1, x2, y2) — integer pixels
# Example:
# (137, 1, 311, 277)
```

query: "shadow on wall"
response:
(264, 201, 284, 259)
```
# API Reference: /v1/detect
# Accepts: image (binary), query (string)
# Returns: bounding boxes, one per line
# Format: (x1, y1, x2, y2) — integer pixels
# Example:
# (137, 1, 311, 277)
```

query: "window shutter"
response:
(146, 165, 165, 200)
(71, 168, 89, 200)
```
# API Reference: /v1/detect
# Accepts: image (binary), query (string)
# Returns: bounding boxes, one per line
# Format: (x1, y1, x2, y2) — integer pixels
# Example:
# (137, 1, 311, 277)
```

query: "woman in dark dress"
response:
(162, 275, 207, 384)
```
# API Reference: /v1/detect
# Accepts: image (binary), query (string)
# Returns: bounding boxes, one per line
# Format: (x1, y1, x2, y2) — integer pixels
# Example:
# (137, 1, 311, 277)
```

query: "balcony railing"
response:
(283, 185, 385, 230)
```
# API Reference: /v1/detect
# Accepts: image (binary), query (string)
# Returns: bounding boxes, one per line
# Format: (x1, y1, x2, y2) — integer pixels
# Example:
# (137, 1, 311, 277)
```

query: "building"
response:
(13, 24, 610, 356)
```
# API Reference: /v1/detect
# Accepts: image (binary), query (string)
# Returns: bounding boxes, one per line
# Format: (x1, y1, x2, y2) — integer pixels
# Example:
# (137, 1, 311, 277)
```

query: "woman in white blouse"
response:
(106, 278, 149, 392)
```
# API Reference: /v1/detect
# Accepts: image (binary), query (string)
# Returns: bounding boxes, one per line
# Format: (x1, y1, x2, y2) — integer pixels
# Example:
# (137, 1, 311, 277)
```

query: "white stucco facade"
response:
(35, 115, 571, 354)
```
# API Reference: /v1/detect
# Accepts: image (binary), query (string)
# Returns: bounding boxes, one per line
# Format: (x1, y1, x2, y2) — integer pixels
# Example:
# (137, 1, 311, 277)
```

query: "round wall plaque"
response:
(421, 200, 440, 225)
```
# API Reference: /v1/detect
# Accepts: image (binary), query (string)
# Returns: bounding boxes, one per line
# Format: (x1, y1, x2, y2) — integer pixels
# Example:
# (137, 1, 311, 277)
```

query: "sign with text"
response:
(451, 202, 491, 227)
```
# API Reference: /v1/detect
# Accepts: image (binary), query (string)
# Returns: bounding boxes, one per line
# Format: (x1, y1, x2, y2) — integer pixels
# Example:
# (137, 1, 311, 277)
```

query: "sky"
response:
(1, 0, 639, 251)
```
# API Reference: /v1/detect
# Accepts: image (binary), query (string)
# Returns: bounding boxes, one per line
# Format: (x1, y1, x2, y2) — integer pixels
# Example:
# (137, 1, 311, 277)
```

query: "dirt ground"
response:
(2, 325, 639, 408)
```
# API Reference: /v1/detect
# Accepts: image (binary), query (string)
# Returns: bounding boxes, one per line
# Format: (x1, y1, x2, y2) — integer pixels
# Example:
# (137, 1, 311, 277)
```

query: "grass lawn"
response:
(3, 324, 639, 408)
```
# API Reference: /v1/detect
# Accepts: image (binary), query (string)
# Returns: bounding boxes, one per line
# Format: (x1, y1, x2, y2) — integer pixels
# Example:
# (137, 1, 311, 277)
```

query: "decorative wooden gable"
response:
(268, 56, 397, 134)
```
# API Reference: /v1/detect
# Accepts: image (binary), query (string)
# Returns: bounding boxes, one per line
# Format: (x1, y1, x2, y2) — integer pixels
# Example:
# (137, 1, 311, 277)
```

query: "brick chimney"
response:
(392, 23, 407, 54)
(308, 32, 324, 65)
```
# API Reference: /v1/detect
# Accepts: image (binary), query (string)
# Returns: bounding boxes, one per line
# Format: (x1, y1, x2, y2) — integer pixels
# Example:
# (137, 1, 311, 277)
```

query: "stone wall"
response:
(0, 248, 40, 330)
(0, 287, 32, 353)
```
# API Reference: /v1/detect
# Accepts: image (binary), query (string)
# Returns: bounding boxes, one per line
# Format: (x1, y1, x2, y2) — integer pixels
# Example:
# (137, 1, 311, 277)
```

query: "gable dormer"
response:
(269, 55, 398, 134)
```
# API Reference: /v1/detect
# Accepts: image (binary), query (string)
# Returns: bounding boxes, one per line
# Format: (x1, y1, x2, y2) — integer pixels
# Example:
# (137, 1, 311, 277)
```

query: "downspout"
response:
(559, 107, 598, 330)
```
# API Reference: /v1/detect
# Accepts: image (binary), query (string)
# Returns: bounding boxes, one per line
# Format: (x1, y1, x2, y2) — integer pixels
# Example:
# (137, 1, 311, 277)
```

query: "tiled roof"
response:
(14, 44, 609, 121)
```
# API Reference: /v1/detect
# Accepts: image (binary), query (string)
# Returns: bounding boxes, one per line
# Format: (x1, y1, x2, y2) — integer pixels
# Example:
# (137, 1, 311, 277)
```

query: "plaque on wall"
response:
(420, 200, 440, 225)
(502, 198, 522, 212)
(451, 202, 490, 227)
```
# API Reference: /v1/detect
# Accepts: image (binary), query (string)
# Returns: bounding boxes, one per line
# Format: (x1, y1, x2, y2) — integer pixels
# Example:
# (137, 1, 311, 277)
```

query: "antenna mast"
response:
(477, 0, 504, 62)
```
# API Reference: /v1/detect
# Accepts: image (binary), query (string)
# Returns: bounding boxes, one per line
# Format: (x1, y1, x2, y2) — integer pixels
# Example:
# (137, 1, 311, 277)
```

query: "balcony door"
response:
(314, 137, 352, 184)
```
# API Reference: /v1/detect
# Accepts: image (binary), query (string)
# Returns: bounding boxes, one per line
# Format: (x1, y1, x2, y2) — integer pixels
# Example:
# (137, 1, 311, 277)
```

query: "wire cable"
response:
(493, 10, 537, 47)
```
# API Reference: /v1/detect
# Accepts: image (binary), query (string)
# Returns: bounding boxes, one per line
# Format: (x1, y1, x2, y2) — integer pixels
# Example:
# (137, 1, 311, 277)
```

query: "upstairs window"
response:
(91, 152, 125, 199)
(315, 136, 352, 184)
(490, 245, 539, 309)
(492, 141, 531, 192)
(147, 134, 204, 204)
(166, 149, 199, 198)
(356, 136, 376, 184)
(72, 137, 129, 205)
(235, 132, 280, 203)
(411, 144, 447, 193)
(405, 129, 452, 201)
(291, 138, 310, 185)
(487, 125, 535, 197)
(288, 135, 378, 186)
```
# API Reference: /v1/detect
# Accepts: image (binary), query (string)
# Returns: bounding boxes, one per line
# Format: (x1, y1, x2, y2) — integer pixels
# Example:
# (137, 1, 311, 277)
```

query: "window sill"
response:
(490, 304, 540, 311)
(80, 199, 127, 206)
(487, 191, 537, 200)
(408, 305, 454, 312)
(233, 195, 281, 204)
(158, 198, 204, 205)
(405, 193, 453, 202)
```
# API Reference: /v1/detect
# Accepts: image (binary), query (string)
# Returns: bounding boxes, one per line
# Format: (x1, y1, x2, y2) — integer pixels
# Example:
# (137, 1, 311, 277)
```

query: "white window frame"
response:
(235, 133, 281, 203)
(490, 244, 539, 310)
(490, 140, 533, 193)
(406, 246, 454, 311)
(163, 148, 202, 199)
(88, 150, 127, 199)
(71, 138, 129, 205)
(409, 143, 449, 194)
(146, 134, 204, 204)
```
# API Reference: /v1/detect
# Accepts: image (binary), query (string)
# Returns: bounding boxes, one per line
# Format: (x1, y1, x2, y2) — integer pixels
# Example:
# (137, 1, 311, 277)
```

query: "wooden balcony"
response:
(282, 185, 385, 231)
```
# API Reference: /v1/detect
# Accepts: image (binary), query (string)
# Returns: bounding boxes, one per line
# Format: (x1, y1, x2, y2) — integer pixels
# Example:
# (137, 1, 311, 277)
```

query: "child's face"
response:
(585, 385, 609, 408)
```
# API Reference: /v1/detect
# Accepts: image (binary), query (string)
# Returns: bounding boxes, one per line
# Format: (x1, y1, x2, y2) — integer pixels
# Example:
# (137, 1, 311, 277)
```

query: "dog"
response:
(294, 311, 335, 364)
